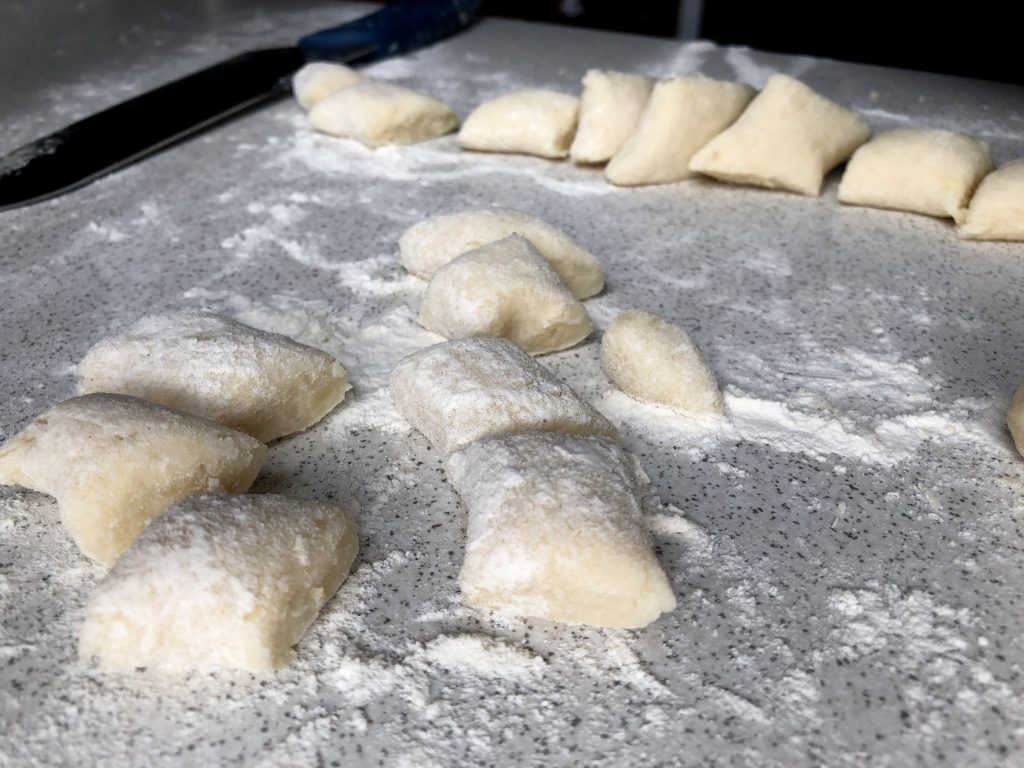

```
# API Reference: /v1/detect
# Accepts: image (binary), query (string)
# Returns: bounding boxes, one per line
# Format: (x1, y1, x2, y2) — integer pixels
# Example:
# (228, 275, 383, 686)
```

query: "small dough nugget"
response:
(398, 208, 604, 299)
(839, 128, 993, 223)
(448, 432, 677, 629)
(1009, 383, 1024, 459)
(389, 336, 616, 456)
(960, 159, 1024, 240)
(459, 88, 580, 159)
(0, 395, 265, 565)
(569, 70, 655, 165)
(606, 75, 754, 186)
(689, 73, 870, 196)
(292, 62, 362, 110)
(309, 81, 457, 147)
(80, 493, 358, 672)
(418, 235, 593, 355)
(78, 309, 350, 443)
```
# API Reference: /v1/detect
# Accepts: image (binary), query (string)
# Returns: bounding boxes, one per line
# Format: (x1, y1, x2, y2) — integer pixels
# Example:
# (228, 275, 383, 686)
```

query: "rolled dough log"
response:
(569, 70, 655, 165)
(458, 88, 580, 159)
(292, 62, 362, 110)
(959, 159, 1024, 240)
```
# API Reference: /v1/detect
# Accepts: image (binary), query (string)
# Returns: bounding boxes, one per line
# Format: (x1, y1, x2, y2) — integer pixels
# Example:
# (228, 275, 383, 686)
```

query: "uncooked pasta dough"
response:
(1009, 383, 1024, 459)
(960, 158, 1024, 241)
(292, 62, 362, 110)
(458, 88, 580, 159)
(0, 394, 265, 565)
(569, 70, 654, 165)
(79, 493, 358, 672)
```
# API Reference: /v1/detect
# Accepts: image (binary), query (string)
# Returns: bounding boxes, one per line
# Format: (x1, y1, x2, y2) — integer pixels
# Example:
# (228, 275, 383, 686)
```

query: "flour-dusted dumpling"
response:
(78, 309, 350, 443)
(398, 208, 604, 299)
(448, 432, 676, 629)
(389, 336, 616, 456)
(1009, 383, 1024, 459)
(308, 81, 457, 147)
(0, 395, 265, 565)
(458, 88, 580, 159)
(605, 75, 755, 187)
(292, 62, 362, 110)
(689, 73, 870, 196)
(569, 70, 655, 165)
(418, 235, 593, 355)
(601, 309, 723, 415)
(80, 493, 358, 672)
(839, 128, 993, 224)
(960, 160, 1024, 241)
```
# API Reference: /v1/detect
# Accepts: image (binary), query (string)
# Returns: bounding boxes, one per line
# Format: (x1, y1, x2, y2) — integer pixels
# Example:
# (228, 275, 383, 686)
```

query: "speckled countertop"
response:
(2, 3, 1024, 767)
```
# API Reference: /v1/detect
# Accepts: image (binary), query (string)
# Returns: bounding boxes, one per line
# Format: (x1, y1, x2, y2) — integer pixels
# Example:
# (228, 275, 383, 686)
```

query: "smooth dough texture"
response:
(689, 74, 871, 196)
(606, 75, 755, 186)
(389, 336, 617, 456)
(569, 70, 655, 165)
(601, 309, 723, 415)
(418, 235, 593, 355)
(1009, 383, 1024, 459)
(80, 493, 358, 672)
(398, 208, 604, 299)
(292, 62, 362, 110)
(78, 309, 350, 443)
(960, 159, 1024, 240)
(839, 128, 993, 223)
(308, 81, 457, 147)
(448, 432, 677, 629)
(0, 395, 265, 565)
(458, 88, 580, 159)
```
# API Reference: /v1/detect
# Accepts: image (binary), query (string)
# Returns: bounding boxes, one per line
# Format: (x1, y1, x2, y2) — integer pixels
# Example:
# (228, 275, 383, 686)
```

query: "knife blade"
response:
(0, 0, 480, 212)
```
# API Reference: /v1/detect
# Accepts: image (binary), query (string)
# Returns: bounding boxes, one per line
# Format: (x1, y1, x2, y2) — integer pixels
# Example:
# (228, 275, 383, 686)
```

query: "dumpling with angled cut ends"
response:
(448, 432, 677, 629)
(80, 493, 359, 672)
(292, 62, 362, 110)
(458, 88, 580, 159)
(0, 395, 266, 566)
(418, 235, 593, 355)
(78, 309, 350, 443)
(960, 160, 1024, 241)
(569, 70, 655, 165)
(398, 208, 604, 299)
(389, 336, 617, 456)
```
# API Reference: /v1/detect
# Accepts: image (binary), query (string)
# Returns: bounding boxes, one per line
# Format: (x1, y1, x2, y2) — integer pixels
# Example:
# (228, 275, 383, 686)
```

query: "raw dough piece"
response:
(689, 73, 870, 196)
(448, 432, 676, 629)
(292, 62, 362, 110)
(418, 235, 593, 355)
(0, 395, 265, 565)
(80, 493, 358, 672)
(606, 75, 755, 186)
(601, 309, 723, 415)
(309, 81, 457, 147)
(960, 159, 1024, 240)
(389, 336, 616, 456)
(398, 208, 604, 299)
(839, 128, 993, 223)
(569, 70, 655, 165)
(458, 88, 580, 159)
(78, 309, 350, 443)
(1009, 383, 1024, 459)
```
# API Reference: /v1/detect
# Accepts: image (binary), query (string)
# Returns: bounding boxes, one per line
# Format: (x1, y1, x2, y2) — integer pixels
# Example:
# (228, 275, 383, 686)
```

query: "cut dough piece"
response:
(80, 493, 358, 672)
(448, 432, 676, 629)
(1009, 383, 1024, 459)
(960, 159, 1024, 240)
(606, 75, 755, 186)
(689, 73, 870, 196)
(418, 235, 593, 355)
(78, 309, 350, 443)
(308, 81, 457, 147)
(292, 62, 362, 110)
(569, 70, 655, 165)
(0, 395, 265, 565)
(839, 128, 993, 224)
(398, 208, 604, 299)
(458, 88, 580, 159)
(389, 335, 616, 456)
(601, 309, 723, 416)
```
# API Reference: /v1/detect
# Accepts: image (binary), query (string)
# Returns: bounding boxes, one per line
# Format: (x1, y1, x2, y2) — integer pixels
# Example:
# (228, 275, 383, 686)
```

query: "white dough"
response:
(80, 493, 358, 672)
(418, 235, 593, 355)
(605, 75, 754, 186)
(308, 81, 457, 147)
(77, 309, 350, 443)
(569, 70, 655, 165)
(601, 309, 723, 416)
(839, 128, 993, 223)
(448, 432, 677, 629)
(389, 336, 617, 456)
(960, 159, 1024, 239)
(292, 62, 362, 110)
(398, 208, 604, 299)
(1009, 383, 1024, 460)
(0, 395, 265, 565)
(458, 88, 580, 159)
(689, 73, 871, 196)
